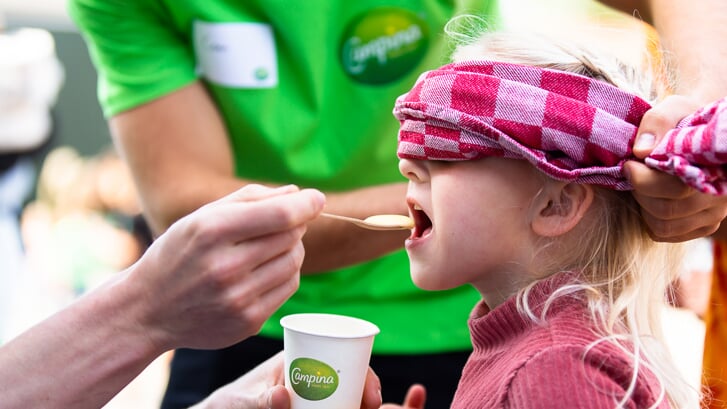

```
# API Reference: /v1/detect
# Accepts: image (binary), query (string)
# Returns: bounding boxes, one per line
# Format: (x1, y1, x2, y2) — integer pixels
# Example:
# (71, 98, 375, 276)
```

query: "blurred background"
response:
(0, 0, 712, 407)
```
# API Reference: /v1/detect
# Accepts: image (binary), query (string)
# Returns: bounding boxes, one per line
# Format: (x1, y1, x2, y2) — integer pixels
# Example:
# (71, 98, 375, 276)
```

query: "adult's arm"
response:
(599, 0, 727, 242)
(0, 185, 324, 408)
(598, 0, 727, 102)
(111, 82, 409, 274)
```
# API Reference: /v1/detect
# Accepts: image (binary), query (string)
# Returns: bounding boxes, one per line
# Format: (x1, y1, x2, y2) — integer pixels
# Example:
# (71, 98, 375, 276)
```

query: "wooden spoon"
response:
(320, 212, 414, 231)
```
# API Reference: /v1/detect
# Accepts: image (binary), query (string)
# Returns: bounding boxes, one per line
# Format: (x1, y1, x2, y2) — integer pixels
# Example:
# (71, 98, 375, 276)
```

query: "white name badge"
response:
(193, 21, 278, 88)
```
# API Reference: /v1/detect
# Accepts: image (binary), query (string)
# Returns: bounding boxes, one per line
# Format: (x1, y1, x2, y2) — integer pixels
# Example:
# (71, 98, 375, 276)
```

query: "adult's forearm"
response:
(150, 178, 409, 274)
(130, 170, 408, 274)
(112, 82, 409, 274)
(110, 83, 240, 236)
(0, 271, 160, 408)
(648, 0, 727, 102)
(129, 168, 408, 274)
(599, 0, 727, 103)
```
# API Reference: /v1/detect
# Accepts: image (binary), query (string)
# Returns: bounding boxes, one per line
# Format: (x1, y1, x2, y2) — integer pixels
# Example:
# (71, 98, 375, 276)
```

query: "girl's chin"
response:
(410, 270, 454, 291)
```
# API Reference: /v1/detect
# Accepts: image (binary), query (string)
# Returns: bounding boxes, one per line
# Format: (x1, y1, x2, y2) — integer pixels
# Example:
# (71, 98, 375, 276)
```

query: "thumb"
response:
(267, 385, 291, 409)
(222, 184, 301, 204)
(632, 95, 702, 159)
(632, 131, 656, 159)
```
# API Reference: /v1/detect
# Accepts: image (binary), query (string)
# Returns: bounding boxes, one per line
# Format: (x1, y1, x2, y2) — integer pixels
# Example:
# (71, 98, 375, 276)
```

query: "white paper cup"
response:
(281, 313, 380, 409)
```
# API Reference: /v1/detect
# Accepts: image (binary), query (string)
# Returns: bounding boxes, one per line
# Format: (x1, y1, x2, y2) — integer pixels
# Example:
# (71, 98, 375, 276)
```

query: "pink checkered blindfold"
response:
(394, 61, 727, 195)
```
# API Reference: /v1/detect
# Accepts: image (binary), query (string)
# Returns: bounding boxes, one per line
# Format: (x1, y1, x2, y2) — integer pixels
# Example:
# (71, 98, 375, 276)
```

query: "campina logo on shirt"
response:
(289, 357, 340, 400)
(340, 7, 429, 85)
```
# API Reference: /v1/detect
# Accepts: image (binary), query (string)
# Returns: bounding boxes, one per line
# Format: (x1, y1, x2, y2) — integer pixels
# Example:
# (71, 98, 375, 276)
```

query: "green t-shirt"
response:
(69, 0, 500, 353)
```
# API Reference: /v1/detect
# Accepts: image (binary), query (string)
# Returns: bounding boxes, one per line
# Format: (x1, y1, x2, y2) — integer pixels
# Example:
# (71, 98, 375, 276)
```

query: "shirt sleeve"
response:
(505, 346, 663, 409)
(67, 0, 198, 117)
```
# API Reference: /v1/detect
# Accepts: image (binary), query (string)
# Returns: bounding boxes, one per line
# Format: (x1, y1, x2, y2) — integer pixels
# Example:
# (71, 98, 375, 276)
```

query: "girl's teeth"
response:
(414, 204, 422, 210)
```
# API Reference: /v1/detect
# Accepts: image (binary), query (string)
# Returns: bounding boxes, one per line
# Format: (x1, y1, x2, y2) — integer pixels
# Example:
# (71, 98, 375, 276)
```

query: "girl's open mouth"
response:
(410, 203, 433, 239)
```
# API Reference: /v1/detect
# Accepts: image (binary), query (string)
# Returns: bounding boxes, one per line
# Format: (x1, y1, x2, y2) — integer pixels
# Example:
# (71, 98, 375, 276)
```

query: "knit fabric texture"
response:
(451, 272, 670, 409)
(395, 61, 727, 195)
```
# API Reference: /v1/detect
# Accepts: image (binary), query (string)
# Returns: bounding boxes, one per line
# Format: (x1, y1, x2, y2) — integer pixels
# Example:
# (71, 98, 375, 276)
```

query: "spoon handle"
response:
(319, 212, 368, 226)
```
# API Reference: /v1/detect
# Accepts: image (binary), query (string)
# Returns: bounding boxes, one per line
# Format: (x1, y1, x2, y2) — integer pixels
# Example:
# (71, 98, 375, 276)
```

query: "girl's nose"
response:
(399, 158, 428, 183)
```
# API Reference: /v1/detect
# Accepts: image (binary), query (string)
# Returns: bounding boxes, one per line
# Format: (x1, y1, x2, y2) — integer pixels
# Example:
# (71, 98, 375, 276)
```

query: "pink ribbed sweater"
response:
(451, 273, 670, 409)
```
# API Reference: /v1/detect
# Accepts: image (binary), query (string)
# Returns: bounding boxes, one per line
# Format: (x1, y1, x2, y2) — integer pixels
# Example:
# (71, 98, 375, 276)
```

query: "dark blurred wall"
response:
(50, 30, 112, 156)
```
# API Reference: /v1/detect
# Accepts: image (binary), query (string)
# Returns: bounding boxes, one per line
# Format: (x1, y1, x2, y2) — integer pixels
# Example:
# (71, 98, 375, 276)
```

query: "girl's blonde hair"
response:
(446, 18, 699, 409)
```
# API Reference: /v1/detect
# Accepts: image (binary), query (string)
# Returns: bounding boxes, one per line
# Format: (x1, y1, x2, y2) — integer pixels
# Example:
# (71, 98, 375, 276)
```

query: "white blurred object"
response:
(675, 238, 714, 318)
(0, 27, 64, 152)
(661, 306, 705, 395)
(681, 237, 714, 277)
(0, 23, 64, 344)
(0, 0, 74, 31)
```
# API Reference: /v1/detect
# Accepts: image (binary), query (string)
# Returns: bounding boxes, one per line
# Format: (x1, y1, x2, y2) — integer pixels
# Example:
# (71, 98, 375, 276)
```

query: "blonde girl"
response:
(387, 27, 726, 409)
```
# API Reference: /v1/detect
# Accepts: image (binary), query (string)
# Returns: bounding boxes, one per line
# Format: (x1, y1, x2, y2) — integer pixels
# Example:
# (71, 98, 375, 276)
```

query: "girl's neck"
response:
(474, 270, 541, 310)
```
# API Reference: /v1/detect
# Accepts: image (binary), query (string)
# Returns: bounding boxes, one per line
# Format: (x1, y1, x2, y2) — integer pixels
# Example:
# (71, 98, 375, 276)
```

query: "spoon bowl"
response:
(320, 212, 414, 231)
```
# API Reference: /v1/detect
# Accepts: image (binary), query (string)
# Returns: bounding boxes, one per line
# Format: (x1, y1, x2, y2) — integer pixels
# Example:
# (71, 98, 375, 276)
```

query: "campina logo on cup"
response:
(282, 313, 379, 408)
(289, 357, 339, 400)
(340, 7, 429, 85)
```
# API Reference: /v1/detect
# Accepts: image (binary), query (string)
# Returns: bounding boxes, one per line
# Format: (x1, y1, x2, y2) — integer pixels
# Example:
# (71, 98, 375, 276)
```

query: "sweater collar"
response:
(468, 271, 584, 348)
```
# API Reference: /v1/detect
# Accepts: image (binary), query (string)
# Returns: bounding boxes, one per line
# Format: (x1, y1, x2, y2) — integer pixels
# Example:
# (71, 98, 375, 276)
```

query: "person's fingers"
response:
(267, 351, 287, 382)
(267, 385, 291, 409)
(143, 229, 304, 348)
(626, 161, 727, 222)
(633, 96, 702, 158)
(624, 161, 694, 200)
(174, 188, 320, 264)
(360, 367, 382, 409)
(378, 384, 427, 409)
(218, 184, 301, 204)
(626, 94, 727, 242)
(640, 206, 724, 242)
(625, 161, 727, 241)
(401, 384, 427, 409)
(234, 242, 305, 323)
(214, 223, 307, 280)
(211, 188, 325, 242)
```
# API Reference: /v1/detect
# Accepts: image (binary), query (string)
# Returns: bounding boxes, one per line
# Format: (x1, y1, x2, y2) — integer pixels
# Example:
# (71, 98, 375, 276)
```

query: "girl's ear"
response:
(530, 182, 594, 237)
